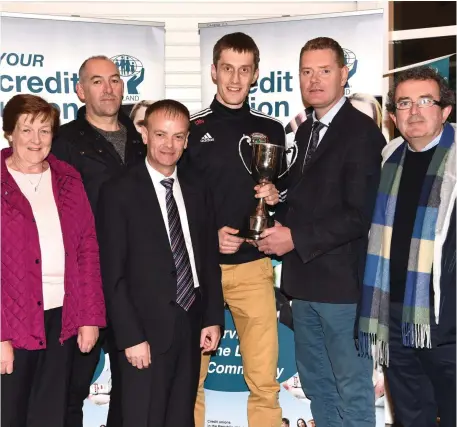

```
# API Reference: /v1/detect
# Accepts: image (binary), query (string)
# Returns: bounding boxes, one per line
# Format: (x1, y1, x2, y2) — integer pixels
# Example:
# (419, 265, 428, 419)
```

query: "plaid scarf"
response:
(359, 123, 454, 366)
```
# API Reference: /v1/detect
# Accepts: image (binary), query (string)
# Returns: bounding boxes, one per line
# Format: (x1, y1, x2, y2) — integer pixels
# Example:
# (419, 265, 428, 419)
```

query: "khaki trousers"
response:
(194, 258, 281, 427)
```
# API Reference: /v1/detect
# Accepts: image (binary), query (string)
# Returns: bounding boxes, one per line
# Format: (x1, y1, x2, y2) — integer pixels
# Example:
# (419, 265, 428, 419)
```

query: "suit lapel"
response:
(134, 163, 173, 257)
(134, 164, 202, 276)
(301, 119, 337, 172)
(178, 172, 202, 273)
(294, 99, 351, 187)
(290, 119, 313, 186)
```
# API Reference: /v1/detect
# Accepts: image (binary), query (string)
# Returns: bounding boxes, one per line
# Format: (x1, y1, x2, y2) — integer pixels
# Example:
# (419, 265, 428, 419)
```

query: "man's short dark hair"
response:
(213, 32, 260, 71)
(299, 37, 345, 68)
(282, 418, 290, 426)
(386, 65, 456, 113)
(143, 99, 190, 125)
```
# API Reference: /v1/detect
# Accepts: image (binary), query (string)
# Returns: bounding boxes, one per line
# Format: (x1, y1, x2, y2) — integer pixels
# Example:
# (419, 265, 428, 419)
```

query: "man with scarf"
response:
(359, 66, 456, 427)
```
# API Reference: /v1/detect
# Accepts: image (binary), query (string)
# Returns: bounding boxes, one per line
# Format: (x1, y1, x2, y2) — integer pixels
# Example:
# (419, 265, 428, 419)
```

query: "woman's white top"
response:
(8, 166, 65, 310)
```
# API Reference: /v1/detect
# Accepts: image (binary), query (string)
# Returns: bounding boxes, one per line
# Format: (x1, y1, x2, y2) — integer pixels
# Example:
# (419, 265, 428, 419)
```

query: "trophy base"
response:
(239, 216, 275, 240)
(244, 229, 263, 241)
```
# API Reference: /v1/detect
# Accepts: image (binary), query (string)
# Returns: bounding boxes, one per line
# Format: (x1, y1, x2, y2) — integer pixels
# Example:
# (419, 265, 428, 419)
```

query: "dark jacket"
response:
(435, 204, 456, 345)
(1, 149, 106, 350)
(97, 162, 225, 354)
(277, 99, 385, 303)
(181, 97, 287, 265)
(51, 106, 146, 215)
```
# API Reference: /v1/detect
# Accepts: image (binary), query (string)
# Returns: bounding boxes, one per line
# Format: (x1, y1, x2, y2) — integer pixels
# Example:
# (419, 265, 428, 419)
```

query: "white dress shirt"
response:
(145, 158, 200, 288)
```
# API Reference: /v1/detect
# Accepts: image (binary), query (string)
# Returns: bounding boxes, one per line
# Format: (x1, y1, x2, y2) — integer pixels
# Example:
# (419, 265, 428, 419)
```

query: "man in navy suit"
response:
(257, 37, 385, 427)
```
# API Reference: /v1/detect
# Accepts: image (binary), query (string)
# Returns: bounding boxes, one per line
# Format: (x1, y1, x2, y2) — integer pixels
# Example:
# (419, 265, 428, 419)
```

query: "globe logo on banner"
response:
(111, 54, 143, 77)
(343, 48, 358, 90)
(110, 54, 145, 97)
(343, 48, 356, 72)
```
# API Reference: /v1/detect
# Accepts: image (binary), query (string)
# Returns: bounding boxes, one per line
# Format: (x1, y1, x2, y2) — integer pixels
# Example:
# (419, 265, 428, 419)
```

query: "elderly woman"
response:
(1, 94, 106, 427)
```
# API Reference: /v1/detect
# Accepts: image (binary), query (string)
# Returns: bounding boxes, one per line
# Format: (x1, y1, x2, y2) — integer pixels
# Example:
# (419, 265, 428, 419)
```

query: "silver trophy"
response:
(239, 132, 298, 240)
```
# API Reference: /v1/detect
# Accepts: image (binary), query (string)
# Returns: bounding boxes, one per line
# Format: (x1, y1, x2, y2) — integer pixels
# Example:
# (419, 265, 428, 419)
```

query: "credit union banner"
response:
(0, 12, 165, 148)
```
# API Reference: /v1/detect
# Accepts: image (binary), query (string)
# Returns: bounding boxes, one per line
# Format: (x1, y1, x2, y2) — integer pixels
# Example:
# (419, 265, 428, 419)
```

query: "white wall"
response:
(0, 1, 384, 111)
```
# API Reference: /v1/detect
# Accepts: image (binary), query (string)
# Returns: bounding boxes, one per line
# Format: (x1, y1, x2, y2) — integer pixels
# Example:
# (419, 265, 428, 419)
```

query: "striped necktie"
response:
(302, 120, 326, 172)
(160, 178, 195, 311)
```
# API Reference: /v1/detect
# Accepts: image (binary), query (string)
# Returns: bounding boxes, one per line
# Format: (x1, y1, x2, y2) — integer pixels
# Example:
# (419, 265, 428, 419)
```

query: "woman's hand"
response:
(77, 326, 99, 353)
(1, 341, 14, 374)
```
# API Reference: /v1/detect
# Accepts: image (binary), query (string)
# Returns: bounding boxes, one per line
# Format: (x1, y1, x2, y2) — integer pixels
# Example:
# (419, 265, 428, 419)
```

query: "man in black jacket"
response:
(257, 37, 385, 427)
(52, 55, 145, 427)
(97, 100, 224, 427)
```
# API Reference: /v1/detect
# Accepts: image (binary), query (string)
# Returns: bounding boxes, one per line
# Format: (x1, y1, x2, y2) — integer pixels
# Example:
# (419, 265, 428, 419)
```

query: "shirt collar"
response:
(407, 130, 443, 152)
(312, 96, 347, 127)
(145, 157, 178, 186)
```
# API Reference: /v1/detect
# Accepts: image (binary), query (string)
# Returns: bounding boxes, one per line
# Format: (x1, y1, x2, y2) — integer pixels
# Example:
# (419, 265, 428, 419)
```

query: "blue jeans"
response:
(292, 301, 375, 427)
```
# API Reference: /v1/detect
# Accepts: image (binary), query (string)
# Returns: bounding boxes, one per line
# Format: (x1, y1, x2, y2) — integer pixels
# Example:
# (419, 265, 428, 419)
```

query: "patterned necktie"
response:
(302, 120, 326, 172)
(160, 178, 195, 311)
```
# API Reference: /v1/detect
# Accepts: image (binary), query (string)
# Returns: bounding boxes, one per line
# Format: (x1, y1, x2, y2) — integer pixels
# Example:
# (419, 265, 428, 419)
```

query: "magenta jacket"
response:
(1, 148, 106, 350)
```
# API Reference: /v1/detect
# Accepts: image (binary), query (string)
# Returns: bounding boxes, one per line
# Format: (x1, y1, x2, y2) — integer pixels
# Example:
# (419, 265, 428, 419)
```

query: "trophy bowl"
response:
(239, 132, 297, 240)
(251, 139, 284, 184)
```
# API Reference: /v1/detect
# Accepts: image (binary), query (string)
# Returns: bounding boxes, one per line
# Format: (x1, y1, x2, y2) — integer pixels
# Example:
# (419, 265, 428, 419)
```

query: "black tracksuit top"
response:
(180, 97, 287, 265)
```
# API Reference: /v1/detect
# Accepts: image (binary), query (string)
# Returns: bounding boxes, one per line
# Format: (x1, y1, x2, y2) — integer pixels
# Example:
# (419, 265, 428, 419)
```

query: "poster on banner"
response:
(0, 12, 165, 149)
(0, 13, 165, 427)
(199, 10, 387, 427)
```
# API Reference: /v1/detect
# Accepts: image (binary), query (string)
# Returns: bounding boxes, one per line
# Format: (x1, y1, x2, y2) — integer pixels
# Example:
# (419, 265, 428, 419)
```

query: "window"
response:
(388, 1, 457, 131)
(392, 36, 456, 124)
(393, 1, 456, 31)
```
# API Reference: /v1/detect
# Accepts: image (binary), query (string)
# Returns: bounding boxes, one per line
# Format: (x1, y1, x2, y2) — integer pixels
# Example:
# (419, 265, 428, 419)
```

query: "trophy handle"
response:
(278, 140, 298, 178)
(238, 134, 252, 174)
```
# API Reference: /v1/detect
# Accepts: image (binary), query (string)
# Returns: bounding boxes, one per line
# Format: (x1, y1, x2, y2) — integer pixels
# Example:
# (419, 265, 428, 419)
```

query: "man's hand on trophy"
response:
(246, 221, 281, 247)
(254, 183, 279, 206)
(218, 226, 245, 254)
(256, 226, 294, 256)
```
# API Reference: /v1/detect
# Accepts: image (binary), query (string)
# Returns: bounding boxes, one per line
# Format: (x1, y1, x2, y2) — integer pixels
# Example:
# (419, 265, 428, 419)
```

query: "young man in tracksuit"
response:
(180, 32, 286, 427)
